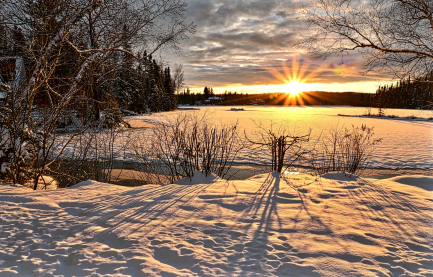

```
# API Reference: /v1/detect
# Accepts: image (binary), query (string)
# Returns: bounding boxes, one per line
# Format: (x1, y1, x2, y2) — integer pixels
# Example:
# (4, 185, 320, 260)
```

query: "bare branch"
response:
(298, 0, 433, 78)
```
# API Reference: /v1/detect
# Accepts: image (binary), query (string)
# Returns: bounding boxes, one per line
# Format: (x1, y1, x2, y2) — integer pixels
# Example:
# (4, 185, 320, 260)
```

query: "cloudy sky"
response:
(165, 0, 393, 94)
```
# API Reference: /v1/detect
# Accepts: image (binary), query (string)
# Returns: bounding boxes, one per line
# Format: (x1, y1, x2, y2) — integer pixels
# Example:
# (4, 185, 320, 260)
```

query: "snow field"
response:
(123, 106, 433, 170)
(0, 172, 432, 276)
(52, 106, 433, 177)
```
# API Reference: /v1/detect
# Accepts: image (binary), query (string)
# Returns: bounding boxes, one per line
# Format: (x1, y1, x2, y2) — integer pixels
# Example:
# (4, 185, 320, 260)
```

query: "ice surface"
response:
(125, 106, 433, 170)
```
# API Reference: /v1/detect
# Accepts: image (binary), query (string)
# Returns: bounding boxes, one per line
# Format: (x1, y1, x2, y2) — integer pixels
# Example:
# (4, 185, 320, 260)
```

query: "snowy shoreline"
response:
(1, 172, 432, 276)
(338, 113, 433, 122)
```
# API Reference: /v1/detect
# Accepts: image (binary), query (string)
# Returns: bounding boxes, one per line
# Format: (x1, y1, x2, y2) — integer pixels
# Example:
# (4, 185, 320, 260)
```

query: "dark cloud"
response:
(162, 0, 391, 92)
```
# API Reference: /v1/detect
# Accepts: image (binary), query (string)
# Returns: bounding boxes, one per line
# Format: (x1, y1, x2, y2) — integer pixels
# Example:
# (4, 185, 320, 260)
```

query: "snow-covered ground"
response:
(1, 172, 432, 276)
(51, 106, 433, 175)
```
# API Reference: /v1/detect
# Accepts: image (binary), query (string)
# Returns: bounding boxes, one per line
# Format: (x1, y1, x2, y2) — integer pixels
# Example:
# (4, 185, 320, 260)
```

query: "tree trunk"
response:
(277, 137, 284, 173)
(89, 13, 100, 121)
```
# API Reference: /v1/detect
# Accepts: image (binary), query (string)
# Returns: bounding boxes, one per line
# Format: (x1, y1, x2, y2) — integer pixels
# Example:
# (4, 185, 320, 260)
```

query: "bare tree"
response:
(173, 63, 185, 94)
(299, 0, 433, 78)
(0, 0, 195, 188)
(2, 0, 195, 110)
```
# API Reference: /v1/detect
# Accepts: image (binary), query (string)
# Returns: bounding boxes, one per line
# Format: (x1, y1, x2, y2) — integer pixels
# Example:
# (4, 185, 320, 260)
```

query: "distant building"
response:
(205, 96, 222, 104)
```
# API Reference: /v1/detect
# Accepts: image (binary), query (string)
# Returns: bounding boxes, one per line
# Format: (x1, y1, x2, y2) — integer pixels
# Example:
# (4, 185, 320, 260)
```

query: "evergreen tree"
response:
(204, 87, 210, 99)
(111, 24, 135, 109)
(11, 26, 25, 56)
(0, 24, 10, 56)
(374, 74, 433, 110)
(163, 67, 176, 110)
(147, 60, 162, 112)
(129, 51, 148, 113)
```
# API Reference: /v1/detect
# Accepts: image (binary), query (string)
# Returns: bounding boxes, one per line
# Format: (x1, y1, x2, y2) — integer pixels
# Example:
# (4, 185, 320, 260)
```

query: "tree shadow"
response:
(57, 182, 214, 245)
(343, 178, 432, 239)
(228, 172, 326, 274)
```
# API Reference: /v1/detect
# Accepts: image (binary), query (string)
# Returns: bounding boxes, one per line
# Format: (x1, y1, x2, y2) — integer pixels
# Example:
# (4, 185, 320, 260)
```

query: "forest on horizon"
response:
(178, 81, 433, 109)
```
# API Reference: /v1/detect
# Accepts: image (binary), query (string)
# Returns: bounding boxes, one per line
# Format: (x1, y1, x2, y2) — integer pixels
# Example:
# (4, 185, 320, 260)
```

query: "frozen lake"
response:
(131, 106, 433, 171)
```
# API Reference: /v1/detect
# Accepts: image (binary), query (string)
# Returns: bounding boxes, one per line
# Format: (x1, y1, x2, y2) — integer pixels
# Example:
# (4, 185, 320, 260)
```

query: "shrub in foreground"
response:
(131, 112, 245, 184)
(246, 121, 311, 174)
(309, 124, 381, 175)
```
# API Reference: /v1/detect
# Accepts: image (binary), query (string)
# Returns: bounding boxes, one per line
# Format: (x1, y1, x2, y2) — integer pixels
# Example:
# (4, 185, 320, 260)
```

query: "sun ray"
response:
(274, 93, 288, 104)
(266, 55, 322, 105)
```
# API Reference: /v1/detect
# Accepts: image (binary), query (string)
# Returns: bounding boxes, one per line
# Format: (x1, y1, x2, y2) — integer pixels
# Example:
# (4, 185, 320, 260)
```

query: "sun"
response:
(286, 80, 307, 95)
(265, 56, 320, 105)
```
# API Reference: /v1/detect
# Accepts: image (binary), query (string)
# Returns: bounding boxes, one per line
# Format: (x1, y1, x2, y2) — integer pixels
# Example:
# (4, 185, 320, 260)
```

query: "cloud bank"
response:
(164, 0, 392, 93)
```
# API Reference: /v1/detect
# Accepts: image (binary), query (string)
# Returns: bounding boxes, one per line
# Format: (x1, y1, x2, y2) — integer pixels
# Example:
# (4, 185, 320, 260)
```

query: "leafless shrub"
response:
(309, 124, 382, 175)
(378, 108, 386, 117)
(246, 121, 311, 174)
(131, 112, 245, 184)
(0, 92, 71, 188)
(0, 105, 35, 185)
(363, 107, 373, 116)
(48, 124, 130, 188)
(0, 89, 130, 189)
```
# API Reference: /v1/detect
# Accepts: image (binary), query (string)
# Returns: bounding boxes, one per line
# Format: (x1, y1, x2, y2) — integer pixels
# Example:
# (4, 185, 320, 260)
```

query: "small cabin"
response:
(205, 96, 222, 105)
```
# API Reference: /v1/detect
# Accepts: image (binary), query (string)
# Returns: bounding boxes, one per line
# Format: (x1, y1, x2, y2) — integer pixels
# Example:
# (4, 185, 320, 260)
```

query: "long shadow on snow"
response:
(58, 183, 213, 247)
(229, 172, 323, 275)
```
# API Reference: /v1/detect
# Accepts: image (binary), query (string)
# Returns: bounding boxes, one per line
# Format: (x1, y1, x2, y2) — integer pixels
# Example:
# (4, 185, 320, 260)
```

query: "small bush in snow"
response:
(131, 112, 245, 184)
(245, 121, 311, 174)
(0, 113, 41, 185)
(309, 124, 381, 175)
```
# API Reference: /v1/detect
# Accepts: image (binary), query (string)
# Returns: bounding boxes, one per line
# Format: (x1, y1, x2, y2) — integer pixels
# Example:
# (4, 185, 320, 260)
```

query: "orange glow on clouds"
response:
(187, 56, 389, 95)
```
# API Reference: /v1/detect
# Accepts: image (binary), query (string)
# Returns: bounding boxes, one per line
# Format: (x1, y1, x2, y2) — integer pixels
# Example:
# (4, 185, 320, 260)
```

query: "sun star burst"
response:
(266, 56, 319, 105)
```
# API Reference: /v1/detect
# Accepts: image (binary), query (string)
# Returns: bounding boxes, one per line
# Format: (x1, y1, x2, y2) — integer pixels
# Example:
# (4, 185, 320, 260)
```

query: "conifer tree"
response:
(163, 67, 176, 110)
(11, 26, 25, 56)
(204, 87, 210, 99)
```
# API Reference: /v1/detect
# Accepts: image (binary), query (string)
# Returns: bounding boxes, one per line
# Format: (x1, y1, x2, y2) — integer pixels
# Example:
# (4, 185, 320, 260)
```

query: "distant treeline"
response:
(178, 88, 375, 107)
(376, 74, 433, 109)
(179, 79, 433, 109)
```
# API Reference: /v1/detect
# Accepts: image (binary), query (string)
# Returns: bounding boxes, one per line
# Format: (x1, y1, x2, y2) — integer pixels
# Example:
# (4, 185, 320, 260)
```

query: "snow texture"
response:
(174, 171, 220, 185)
(0, 172, 432, 276)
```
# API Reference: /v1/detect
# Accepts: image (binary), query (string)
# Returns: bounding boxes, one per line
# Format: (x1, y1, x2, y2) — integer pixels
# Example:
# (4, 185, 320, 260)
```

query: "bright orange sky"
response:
(164, 0, 394, 94)
(204, 82, 386, 95)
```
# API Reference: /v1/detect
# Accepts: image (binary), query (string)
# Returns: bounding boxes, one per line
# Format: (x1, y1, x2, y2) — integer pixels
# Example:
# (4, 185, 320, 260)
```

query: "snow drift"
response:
(0, 172, 432, 276)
